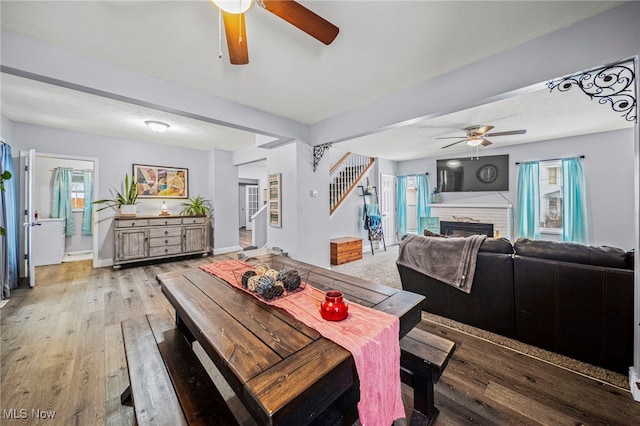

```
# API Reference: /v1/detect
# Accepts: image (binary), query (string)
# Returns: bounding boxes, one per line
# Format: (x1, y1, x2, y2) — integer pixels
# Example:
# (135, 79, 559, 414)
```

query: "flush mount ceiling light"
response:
(145, 121, 170, 133)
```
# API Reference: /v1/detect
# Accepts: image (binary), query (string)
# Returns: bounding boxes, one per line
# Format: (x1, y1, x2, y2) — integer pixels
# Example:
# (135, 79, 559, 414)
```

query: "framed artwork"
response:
(132, 164, 188, 198)
(421, 216, 440, 234)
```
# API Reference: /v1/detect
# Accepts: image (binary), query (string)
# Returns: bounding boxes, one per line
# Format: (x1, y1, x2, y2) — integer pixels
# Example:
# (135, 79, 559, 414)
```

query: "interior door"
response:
(238, 185, 246, 228)
(245, 185, 259, 231)
(24, 149, 38, 287)
(380, 174, 397, 245)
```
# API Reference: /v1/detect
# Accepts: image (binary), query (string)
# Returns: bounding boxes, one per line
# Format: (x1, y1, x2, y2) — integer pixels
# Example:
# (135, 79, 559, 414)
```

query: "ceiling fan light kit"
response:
(211, 0, 339, 65)
(211, 0, 255, 14)
(438, 125, 526, 149)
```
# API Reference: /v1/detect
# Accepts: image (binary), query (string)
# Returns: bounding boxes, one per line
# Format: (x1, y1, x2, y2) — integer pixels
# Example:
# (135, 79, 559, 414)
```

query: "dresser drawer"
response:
(149, 245, 182, 257)
(149, 236, 182, 247)
(149, 227, 182, 238)
(182, 217, 206, 225)
(115, 219, 149, 228)
(149, 217, 183, 226)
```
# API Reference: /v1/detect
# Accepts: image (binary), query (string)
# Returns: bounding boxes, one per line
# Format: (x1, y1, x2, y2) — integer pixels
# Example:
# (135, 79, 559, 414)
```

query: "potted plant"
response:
(94, 173, 138, 215)
(180, 195, 212, 217)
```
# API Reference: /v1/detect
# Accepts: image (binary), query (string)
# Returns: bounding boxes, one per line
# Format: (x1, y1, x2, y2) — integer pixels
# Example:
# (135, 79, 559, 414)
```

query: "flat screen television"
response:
(436, 154, 509, 192)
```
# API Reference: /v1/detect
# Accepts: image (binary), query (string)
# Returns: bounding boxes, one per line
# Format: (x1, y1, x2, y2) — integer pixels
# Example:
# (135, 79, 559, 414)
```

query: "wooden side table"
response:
(330, 237, 363, 265)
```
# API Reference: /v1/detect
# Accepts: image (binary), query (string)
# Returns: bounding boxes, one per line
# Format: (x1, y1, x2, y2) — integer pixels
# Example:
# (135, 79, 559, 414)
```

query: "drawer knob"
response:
(131, 222, 135, 226)
(164, 231, 168, 235)
(164, 221, 168, 225)
(165, 240, 168, 244)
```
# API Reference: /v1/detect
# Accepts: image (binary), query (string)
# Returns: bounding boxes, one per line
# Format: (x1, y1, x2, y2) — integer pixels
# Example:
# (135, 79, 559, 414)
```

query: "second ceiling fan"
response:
(212, 0, 340, 65)
(438, 125, 527, 149)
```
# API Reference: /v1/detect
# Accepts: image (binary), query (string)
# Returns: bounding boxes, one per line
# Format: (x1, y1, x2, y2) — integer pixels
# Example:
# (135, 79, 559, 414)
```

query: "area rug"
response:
(331, 244, 629, 390)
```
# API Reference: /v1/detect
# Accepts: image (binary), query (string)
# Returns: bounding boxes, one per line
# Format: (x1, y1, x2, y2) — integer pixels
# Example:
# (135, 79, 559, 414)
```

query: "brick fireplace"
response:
(428, 203, 513, 239)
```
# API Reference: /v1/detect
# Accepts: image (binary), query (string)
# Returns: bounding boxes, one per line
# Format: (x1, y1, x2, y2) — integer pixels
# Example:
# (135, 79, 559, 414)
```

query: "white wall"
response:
(266, 141, 330, 267)
(397, 128, 635, 250)
(210, 149, 240, 254)
(12, 123, 212, 266)
(1, 114, 15, 143)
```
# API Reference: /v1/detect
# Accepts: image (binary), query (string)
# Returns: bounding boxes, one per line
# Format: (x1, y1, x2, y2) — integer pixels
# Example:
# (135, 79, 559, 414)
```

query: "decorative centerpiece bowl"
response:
(233, 261, 308, 302)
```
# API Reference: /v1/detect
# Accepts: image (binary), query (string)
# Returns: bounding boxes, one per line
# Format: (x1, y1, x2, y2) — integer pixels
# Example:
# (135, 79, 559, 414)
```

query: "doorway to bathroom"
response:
(30, 152, 98, 267)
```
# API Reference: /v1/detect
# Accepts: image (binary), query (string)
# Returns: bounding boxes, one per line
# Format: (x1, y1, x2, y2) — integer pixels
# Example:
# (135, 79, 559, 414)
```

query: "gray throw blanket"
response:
(396, 233, 486, 293)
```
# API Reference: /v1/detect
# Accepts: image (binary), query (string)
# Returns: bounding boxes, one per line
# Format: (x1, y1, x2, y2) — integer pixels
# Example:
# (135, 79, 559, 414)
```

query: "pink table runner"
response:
(200, 260, 405, 426)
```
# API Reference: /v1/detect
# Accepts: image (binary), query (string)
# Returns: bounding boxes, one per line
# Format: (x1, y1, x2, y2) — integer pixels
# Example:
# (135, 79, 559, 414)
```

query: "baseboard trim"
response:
(96, 258, 113, 268)
(630, 367, 640, 402)
(213, 246, 243, 255)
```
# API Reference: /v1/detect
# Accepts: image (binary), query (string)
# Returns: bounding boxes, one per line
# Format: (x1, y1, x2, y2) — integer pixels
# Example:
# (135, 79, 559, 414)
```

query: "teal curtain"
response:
(52, 167, 75, 237)
(397, 176, 407, 239)
(82, 169, 93, 235)
(517, 161, 540, 239)
(415, 174, 431, 234)
(562, 157, 588, 243)
(1, 143, 18, 299)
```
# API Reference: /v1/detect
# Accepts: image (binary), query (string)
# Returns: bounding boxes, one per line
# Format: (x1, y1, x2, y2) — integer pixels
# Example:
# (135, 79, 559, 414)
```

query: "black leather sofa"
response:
(397, 236, 635, 374)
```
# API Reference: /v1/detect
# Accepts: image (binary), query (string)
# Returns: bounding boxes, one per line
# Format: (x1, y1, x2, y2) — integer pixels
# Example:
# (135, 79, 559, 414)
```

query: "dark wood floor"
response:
(2, 252, 639, 425)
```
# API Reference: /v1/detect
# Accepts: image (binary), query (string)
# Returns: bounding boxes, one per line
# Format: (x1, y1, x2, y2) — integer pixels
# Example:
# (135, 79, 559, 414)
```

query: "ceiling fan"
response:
(211, 0, 339, 65)
(437, 125, 527, 149)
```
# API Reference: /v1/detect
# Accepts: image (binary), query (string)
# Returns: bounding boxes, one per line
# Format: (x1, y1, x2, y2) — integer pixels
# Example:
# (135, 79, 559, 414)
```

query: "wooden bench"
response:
(400, 325, 456, 426)
(120, 313, 239, 425)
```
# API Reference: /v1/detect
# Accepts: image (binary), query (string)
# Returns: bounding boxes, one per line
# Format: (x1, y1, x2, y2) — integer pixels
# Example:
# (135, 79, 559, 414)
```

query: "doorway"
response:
(21, 150, 99, 285)
(379, 174, 397, 245)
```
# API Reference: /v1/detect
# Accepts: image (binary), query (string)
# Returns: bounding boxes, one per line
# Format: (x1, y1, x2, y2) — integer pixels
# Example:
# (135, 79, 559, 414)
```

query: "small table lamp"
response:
(160, 201, 169, 216)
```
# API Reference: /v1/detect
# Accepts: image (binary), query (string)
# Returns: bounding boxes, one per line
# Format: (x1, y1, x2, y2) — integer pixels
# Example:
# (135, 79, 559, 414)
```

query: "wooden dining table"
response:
(158, 254, 425, 425)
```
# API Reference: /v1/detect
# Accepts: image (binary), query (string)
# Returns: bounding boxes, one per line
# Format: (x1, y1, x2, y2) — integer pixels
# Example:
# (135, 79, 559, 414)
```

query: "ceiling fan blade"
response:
(261, 0, 339, 45)
(470, 125, 494, 135)
(485, 129, 527, 137)
(441, 139, 467, 149)
(435, 135, 467, 140)
(481, 139, 493, 146)
(222, 11, 249, 65)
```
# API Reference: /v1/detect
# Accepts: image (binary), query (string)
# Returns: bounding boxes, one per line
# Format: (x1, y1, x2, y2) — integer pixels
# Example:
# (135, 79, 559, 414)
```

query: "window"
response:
(548, 166, 559, 185)
(71, 171, 85, 210)
(406, 176, 417, 233)
(540, 160, 562, 232)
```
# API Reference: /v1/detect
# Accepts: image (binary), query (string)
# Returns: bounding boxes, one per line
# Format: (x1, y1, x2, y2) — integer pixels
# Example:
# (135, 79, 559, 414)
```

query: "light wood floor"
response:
(2, 254, 640, 425)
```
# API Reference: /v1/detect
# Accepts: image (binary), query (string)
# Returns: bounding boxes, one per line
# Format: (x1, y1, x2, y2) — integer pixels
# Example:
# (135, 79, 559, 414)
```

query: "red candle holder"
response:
(320, 290, 348, 321)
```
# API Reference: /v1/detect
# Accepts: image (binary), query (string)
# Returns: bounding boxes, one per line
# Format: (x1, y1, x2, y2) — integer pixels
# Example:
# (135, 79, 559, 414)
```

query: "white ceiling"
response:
(0, 1, 634, 160)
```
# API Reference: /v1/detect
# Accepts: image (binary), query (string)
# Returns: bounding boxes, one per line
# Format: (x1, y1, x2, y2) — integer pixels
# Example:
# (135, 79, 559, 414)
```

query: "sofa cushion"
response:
(480, 237, 514, 255)
(513, 238, 630, 269)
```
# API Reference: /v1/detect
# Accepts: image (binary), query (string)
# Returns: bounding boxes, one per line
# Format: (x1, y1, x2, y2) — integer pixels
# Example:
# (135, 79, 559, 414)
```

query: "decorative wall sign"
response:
(268, 173, 282, 227)
(547, 59, 637, 123)
(313, 143, 332, 172)
(133, 164, 188, 198)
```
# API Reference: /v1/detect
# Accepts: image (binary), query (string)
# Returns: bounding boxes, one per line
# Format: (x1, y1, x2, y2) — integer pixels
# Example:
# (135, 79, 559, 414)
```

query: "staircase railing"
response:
(329, 152, 375, 214)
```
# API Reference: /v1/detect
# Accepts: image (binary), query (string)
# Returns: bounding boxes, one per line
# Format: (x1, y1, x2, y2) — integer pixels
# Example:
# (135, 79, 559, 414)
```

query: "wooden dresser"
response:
(113, 215, 208, 268)
(330, 237, 363, 265)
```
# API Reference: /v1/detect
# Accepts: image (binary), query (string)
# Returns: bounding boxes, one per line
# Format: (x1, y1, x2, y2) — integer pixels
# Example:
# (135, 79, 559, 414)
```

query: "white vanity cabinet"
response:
(113, 215, 208, 268)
